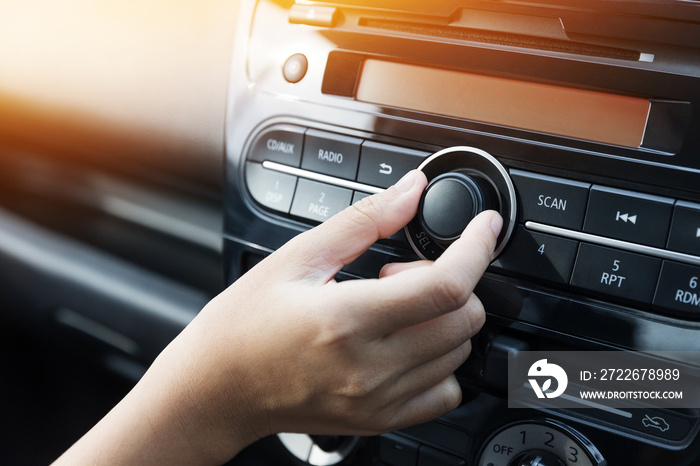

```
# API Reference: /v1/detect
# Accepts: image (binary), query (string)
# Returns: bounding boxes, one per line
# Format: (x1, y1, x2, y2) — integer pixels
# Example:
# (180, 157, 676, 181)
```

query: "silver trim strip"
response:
(525, 221, 700, 266)
(262, 161, 383, 194)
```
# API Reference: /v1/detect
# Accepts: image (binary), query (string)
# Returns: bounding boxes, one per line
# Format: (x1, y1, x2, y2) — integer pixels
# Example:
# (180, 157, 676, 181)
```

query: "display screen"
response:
(356, 59, 650, 148)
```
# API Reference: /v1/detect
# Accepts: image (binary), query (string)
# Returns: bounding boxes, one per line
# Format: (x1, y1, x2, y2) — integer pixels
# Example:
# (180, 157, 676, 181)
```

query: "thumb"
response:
(281, 170, 427, 281)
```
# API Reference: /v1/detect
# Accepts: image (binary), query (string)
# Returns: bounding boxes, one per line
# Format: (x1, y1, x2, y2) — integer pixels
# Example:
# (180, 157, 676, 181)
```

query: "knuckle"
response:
(345, 194, 390, 237)
(349, 196, 381, 226)
(441, 384, 462, 413)
(314, 310, 356, 349)
(466, 294, 486, 333)
(473, 233, 496, 265)
(430, 270, 469, 313)
(340, 374, 379, 400)
(454, 340, 473, 365)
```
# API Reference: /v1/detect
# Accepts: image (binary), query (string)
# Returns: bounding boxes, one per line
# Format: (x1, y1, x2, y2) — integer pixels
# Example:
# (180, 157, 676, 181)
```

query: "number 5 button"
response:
(570, 244, 662, 305)
(491, 226, 579, 285)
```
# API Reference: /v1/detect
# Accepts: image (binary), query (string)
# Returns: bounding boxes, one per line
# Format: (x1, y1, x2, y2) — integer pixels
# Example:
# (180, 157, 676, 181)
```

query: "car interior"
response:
(1, 0, 699, 465)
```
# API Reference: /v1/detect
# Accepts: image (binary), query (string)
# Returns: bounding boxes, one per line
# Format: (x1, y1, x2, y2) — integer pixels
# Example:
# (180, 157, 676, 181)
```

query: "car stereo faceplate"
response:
(224, 1, 700, 464)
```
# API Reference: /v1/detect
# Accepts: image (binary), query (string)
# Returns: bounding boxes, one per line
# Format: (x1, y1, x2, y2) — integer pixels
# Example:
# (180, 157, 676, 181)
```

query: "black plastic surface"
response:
(668, 201, 700, 256)
(570, 243, 662, 306)
(420, 173, 496, 242)
(583, 186, 675, 248)
(492, 226, 578, 285)
(511, 170, 590, 231)
(224, 1, 700, 464)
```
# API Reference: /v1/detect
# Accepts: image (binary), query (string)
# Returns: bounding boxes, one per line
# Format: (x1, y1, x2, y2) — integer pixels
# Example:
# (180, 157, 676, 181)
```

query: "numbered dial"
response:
(478, 421, 605, 466)
(406, 146, 516, 260)
(277, 433, 360, 465)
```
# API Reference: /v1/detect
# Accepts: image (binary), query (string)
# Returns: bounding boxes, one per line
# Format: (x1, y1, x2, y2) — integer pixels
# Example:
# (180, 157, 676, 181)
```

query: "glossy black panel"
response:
(224, 1, 700, 464)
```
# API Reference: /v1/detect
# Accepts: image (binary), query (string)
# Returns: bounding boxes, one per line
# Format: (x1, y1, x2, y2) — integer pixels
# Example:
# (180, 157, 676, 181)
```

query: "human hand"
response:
(174, 169, 502, 459)
(54, 169, 502, 465)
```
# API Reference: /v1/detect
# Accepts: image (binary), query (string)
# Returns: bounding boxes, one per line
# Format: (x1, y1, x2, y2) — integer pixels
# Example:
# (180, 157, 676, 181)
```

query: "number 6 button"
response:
(653, 261, 700, 319)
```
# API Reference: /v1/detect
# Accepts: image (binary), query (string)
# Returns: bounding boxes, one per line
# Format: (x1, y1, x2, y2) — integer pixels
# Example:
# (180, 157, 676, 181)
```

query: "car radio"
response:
(224, 1, 700, 464)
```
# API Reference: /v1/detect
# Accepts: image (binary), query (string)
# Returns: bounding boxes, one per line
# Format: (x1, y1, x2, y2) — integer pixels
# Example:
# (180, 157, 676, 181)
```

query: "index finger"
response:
(331, 210, 503, 337)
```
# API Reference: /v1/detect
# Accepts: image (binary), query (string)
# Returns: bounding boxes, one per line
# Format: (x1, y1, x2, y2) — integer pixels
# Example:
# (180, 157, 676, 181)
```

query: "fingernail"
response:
(394, 170, 419, 193)
(491, 213, 503, 237)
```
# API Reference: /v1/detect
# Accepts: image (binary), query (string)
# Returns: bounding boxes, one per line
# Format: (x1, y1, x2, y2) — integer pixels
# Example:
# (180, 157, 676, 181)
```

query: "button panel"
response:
(357, 141, 427, 188)
(290, 179, 352, 223)
(571, 244, 662, 305)
(667, 201, 700, 256)
(653, 261, 700, 318)
(245, 123, 700, 320)
(245, 162, 297, 213)
(301, 129, 361, 180)
(491, 226, 578, 285)
(583, 186, 674, 247)
(248, 125, 305, 166)
(511, 169, 590, 230)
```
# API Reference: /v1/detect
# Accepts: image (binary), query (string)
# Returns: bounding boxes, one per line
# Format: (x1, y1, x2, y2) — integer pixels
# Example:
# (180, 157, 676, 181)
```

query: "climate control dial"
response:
(478, 421, 605, 466)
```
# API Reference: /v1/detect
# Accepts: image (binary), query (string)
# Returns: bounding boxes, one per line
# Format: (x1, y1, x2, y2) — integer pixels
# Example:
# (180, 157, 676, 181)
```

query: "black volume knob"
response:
(405, 146, 516, 260)
(419, 172, 499, 243)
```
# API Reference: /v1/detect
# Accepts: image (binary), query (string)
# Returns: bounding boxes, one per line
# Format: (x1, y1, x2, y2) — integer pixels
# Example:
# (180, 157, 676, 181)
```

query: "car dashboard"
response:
(1, 0, 700, 465)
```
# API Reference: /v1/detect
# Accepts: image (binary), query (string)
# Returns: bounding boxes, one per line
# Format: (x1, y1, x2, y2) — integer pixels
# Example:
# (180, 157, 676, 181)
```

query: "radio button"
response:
(248, 125, 305, 167)
(290, 178, 352, 223)
(245, 162, 297, 213)
(571, 243, 662, 305)
(491, 226, 578, 285)
(667, 201, 700, 256)
(301, 129, 361, 181)
(357, 141, 427, 188)
(583, 186, 674, 247)
(510, 170, 590, 230)
(653, 261, 700, 318)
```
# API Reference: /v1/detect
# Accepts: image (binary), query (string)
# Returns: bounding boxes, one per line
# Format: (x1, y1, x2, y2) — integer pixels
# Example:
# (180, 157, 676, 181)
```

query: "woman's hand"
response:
(53, 169, 502, 465)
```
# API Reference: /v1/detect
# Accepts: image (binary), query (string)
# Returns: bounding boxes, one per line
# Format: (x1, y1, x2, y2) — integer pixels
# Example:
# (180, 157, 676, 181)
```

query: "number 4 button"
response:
(491, 226, 579, 285)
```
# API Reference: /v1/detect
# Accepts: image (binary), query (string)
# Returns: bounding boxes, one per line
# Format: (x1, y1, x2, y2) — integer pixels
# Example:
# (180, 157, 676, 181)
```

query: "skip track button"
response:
(583, 186, 674, 248)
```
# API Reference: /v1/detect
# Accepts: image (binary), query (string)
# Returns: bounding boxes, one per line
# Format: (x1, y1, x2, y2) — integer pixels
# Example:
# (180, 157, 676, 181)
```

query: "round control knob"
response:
(419, 172, 499, 243)
(478, 421, 605, 466)
(278, 433, 360, 465)
(514, 450, 566, 466)
(406, 146, 517, 260)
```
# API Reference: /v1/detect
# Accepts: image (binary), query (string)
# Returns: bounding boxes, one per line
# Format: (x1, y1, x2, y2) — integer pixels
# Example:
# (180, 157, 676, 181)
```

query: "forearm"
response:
(53, 332, 257, 465)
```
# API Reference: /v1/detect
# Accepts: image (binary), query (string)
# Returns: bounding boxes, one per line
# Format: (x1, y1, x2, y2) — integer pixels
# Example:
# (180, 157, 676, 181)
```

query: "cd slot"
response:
(359, 17, 643, 61)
